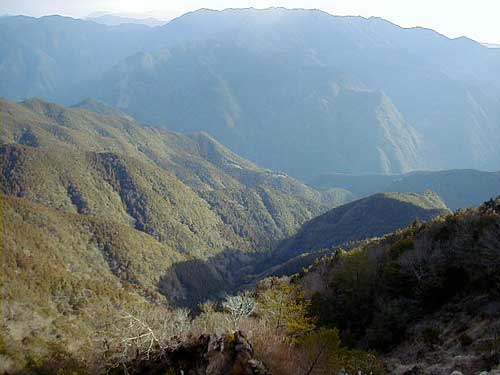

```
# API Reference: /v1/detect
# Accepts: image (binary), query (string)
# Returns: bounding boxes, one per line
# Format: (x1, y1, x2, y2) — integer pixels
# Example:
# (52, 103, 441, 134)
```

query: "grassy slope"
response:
(1, 196, 183, 371)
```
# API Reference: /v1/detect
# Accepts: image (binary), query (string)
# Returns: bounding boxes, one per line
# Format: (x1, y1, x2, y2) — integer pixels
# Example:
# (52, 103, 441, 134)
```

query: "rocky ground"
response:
(386, 295, 500, 375)
(108, 331, 269, 375)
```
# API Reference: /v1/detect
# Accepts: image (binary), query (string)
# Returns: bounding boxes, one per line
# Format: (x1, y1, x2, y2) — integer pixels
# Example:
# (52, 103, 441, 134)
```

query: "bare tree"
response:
(222, 293, 256, 330)
(121, 312, 161, 360)
(161, 308, 191, 345)
(92, 305, 192, 371)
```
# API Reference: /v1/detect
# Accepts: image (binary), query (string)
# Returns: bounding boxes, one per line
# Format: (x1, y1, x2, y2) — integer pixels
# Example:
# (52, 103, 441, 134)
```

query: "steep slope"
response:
(0, 96, 346, 312)
(0, 97, 339, 371)
(3, 9, 500, 178)
(71, 97, 133, 119)
(1, 98, 336, 251)
(90, 8, 500, 178)
(297, 198, 500, 374)
(270, 191, 450, 266)
(0, 144, 244, 257)
(1, 195, 184, 372)
(310, 169, 500, 209)
(0, 15, 150, 102)
(92, 43, 423, 177)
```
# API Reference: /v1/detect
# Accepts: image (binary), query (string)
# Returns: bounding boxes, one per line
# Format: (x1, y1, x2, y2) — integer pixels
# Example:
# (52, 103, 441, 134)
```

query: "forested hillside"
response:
(297, 198, 500, 374)
(2, 6, 500, 374)
(0, 97, 340, 371)
(265, 191, 450, 270)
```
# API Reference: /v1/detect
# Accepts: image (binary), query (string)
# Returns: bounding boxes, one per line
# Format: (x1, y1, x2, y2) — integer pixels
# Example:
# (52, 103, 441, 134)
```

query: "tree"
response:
(297, 328, 385, 375)
(297, 328, 341, 375)
(257, 278, 314, 335)
(222, 293, 256, 330)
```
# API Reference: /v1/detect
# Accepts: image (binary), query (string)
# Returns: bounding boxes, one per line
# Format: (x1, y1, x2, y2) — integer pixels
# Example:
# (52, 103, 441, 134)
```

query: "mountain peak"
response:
(71, 98, 132, 119)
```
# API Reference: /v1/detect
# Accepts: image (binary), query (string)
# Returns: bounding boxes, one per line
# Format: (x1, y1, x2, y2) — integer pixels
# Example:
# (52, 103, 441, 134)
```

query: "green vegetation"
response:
(270, 191, 449, 266)
(1, 196, 177, 372)
(185, 280, 385, 375)
(1, 97, 335, 252)
(1, 98, 498, 374)
(0, 98, 341, 372)
(2, 9, 500, 373)
(298, 198, 500, 358)
(297, 328, 384, 375)
(256, 278, 315, 334)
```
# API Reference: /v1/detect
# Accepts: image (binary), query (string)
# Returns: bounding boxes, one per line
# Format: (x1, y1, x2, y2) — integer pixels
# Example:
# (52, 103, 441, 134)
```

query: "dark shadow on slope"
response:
(255, 193, 450, 276)
(159, 193, 453, 309)
(158, 248, 264, 310)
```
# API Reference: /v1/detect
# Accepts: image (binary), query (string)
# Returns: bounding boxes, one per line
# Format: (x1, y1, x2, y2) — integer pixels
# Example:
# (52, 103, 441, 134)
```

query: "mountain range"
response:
(309, 169, 500, 210)
(3, 98, 456, 307)
(86, 13, 169, 27)
(2, 8, 500, 179)
(0, 97, 342, 307)
(2, 8, 500, 373)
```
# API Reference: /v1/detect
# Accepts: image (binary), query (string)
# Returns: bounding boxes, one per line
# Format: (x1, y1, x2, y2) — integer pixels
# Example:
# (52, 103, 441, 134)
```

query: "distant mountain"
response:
(90, 8, 500, 178)
(86, 14, 168, 27)
(267, 191, 450, 267)
(1, 8, 500, 178)
(0, 15, 150, 102)
(71, 97, 133, 119)
(482, 42, 500, 48)
(310, 169, 500, 209)
(93, 46, 423, 178)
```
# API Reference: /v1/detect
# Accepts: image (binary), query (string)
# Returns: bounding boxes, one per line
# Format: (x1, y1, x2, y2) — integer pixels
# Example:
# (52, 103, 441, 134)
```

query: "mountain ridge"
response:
(2, 8, 500, 178)
(309, 169, 500, 209)
(260, 191, 450, 272)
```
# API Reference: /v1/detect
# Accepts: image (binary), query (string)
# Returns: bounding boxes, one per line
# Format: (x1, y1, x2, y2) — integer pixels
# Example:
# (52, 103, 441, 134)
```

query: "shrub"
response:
(459, 333, 473, 347)
(222, 293, 257, 330)
(257, 278, 315, 335)
(421, 325, 442, 348)
(296, 328, 385, 375)
(366, 299, 414, 351)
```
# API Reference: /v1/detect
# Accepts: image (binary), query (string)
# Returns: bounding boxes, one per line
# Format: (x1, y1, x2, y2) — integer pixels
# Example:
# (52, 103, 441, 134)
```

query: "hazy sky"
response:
(2, 0, 500, 44)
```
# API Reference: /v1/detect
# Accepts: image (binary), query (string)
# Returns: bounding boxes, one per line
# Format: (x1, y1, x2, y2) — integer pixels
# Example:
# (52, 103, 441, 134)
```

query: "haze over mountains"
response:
(2, 7, 500, 373)
(258, 190, 450, 277)
(310, 169, 500, 210)
(2, 7, 500, 179)
(86, 12, 170, 27)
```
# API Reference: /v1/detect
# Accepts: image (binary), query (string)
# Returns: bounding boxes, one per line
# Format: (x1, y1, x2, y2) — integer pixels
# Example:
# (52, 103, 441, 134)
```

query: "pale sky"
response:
(2, 0, 500, 44)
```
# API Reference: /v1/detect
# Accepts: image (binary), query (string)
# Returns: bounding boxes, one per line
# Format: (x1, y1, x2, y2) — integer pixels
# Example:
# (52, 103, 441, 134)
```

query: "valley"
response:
(1, 6, 500, 375)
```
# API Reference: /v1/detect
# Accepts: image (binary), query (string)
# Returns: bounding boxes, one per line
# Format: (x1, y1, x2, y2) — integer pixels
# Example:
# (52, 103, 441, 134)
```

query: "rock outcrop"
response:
(114, 331, 269, 375)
